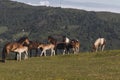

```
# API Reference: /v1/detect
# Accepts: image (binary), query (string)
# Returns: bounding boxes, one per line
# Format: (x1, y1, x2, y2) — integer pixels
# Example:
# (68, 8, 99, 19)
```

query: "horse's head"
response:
(48, 36, 57, 44)
(91, 44, 96, 52)
(70, 40, 75, 46)
(38, 44, 43, 49)
(17, 37, 30, 45)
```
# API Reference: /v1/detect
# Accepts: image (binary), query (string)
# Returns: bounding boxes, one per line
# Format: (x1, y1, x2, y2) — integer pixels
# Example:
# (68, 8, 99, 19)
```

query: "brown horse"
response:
(28, 41, 41, 57)
(2, 37, 30, 62)
(38, 43, 55, 56)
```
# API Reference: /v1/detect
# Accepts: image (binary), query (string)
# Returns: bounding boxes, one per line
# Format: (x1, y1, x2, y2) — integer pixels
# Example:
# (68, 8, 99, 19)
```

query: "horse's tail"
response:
(2, 47, 6, 63)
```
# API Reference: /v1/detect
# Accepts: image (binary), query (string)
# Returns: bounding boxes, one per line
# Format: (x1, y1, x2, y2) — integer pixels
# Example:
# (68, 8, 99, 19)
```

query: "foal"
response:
(14, 46, 28, 61)
(38, 43, 55, 56)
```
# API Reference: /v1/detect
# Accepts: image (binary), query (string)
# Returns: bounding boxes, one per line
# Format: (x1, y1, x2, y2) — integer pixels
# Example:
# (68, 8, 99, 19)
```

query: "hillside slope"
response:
(0, 0, 120, 51)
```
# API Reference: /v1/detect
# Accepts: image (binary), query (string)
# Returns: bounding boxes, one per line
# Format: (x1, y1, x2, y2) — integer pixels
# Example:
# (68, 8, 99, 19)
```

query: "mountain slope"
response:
(0, 0, 120, 51)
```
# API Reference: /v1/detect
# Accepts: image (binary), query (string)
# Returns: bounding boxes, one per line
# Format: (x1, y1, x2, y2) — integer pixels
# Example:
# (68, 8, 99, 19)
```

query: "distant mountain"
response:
(0, 0, 120, 51)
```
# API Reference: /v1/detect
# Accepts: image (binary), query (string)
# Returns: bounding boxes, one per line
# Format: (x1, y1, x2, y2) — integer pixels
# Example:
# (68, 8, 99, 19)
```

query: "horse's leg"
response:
(19, 52, 22, 61)
(40, 51, 44, 56)
(63, 49, 66, 55)
(2, 49, 10, 62)
(14, 52, 17, 60)
(17, 53, 19, 61)
(76, 47, 79, 53)
(29, 50, 32, 57)
(53, 50, 55, 56)
(102, 45, 105, 51)
(51, 49, 53, 56)
(55, 48, 57, 55)
(40, 50, 46, 56)
(67, 47, 70, 55)
(19, 53, 22, 61)
(72, 47, 75, 54)
(24, 51, 28, 60)
(51, 49, 55, 56)
(2, 48, 7, 62)
(44, 50, 46, 56)
(95, 47, 98, 52)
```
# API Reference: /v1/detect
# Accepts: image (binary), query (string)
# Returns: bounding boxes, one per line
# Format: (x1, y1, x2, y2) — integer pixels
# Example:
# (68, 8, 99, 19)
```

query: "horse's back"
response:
(4, 42, 21, 51)
(94, 38, 106, 45)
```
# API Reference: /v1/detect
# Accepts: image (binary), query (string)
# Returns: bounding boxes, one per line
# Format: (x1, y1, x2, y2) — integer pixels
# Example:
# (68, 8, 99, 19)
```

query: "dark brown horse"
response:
(2, 37, 30, 62)
(28, 41, 41, 57)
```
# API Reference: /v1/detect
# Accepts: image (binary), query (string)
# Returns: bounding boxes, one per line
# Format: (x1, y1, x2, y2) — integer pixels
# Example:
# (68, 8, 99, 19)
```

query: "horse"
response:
(62, 36, 80, 54)
(28, 41, 41, 57)
(2, 37, 30, 62)
(92, 38, 106, 52)
(70, 39, 80, 54)
(48, 36, 67, 55)
(38, 43, 55, 56)
(14, 45, 28, 61)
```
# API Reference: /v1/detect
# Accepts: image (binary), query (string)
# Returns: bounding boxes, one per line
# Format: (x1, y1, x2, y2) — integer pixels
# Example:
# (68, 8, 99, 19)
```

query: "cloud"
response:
(27, 0, 50, 6)
(39, 0, 50, 6)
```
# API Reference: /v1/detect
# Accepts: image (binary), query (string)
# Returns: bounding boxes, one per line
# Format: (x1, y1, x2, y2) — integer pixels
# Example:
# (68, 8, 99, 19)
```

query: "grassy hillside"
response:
(0, 0, 120, 51)
(0, 50, 120, 80)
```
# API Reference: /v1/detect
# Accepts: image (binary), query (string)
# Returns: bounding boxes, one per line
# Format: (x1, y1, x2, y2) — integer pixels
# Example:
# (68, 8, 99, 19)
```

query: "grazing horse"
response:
(92, 38, 106, 52)
(2, 37, 30, 62)
(14, 45, 28, 61)
(28, 41, 41, 57)
(38, 43, 55, 56)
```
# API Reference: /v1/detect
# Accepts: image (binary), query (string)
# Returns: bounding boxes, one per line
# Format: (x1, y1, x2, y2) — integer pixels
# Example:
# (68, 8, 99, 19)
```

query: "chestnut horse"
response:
(92, 38, 106, 52)
(38, 43, 55, 56)
(28, 41, 41, 57)
(2, 37, 30, 62)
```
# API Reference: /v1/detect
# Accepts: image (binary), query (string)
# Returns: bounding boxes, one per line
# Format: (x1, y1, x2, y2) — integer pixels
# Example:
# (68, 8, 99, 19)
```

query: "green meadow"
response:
(0, 50, 120, 80)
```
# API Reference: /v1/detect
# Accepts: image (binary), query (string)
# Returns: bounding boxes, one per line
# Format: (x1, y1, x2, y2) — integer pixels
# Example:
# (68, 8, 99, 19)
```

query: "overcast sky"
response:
(11, 0, 120, 13)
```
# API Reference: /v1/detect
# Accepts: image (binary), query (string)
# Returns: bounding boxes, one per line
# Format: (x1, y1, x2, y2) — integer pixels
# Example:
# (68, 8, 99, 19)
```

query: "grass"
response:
(0, 50, 120, 80)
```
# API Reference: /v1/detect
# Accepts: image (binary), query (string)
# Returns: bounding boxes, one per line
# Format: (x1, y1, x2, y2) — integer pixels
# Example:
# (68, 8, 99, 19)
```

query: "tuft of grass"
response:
(0, 50, 120, 80)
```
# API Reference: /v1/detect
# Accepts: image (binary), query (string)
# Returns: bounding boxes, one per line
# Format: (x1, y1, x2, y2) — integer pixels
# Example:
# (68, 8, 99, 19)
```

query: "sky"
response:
(11, 0, 120, 13)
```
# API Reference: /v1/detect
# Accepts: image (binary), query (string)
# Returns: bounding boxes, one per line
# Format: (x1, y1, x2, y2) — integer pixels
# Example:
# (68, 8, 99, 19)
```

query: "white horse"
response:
(38, 43, 55, 56)
(14, 46, 28, 61)
(92, 38, 106, 52)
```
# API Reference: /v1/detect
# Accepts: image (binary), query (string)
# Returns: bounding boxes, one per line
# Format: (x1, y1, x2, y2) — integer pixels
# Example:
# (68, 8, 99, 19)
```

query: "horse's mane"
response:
(48, 36, 57, 41)
(17, 37, 28, 43)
